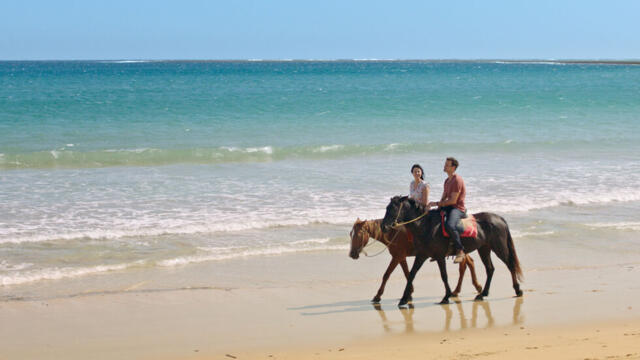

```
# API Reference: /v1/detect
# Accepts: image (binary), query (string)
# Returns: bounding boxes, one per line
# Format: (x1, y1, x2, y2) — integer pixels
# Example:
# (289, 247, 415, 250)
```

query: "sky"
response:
(1, 0, 639, 60)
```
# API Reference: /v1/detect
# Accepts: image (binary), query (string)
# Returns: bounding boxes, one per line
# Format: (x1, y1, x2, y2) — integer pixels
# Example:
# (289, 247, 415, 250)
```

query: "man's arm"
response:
(428, 191, 456, 208)
(438, 192, 459, 207)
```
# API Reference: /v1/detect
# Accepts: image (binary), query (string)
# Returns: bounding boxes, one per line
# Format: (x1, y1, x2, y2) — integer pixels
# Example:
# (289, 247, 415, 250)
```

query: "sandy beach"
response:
(2, 249, 640, 360)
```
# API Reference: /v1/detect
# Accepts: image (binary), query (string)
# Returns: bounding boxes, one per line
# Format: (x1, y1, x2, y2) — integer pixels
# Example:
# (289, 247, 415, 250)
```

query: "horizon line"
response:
(2, 58, 640, 65)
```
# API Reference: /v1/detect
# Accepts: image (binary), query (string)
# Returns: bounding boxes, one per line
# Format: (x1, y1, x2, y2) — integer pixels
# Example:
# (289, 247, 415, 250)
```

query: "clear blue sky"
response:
(2, 0, 639, 60)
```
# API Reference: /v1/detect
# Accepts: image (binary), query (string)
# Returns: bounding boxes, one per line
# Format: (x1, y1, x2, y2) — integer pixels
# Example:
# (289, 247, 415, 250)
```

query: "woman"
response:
(409, 164, 429, 207)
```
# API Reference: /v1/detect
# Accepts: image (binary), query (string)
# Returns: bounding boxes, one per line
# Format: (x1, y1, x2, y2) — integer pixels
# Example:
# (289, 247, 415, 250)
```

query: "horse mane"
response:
(405, 197, 427, 214)
(365, 219, 384, 242)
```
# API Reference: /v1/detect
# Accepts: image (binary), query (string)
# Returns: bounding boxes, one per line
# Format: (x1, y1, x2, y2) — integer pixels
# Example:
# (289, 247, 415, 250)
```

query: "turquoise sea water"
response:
(1, 61, 639, 293)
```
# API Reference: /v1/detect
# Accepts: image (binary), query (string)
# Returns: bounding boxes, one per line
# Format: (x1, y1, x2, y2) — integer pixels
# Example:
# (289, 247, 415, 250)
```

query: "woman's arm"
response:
(421, 184, 429, 207)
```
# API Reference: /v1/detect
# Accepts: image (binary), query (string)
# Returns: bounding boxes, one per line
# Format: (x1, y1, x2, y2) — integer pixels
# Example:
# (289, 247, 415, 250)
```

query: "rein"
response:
(392, 202, 429, 228)
(362, 230, 400, 258)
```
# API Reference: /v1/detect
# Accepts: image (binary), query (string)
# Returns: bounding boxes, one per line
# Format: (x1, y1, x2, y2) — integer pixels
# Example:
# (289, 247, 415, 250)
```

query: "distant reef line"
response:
(2, 59, 640, 65)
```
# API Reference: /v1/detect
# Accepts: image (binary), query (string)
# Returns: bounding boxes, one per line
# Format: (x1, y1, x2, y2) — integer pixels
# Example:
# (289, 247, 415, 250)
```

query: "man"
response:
(428, 157, 467, 264)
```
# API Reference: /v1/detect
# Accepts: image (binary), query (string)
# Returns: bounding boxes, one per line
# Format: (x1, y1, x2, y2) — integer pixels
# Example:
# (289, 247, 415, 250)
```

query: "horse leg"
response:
(466, 255, 484, 293)
(475, 246, 494, 301)
(398, 255, 426, 307)
(511, 268, 523, 297)
(437, 258, 453, 304)
(373, 258, 399, 303)
(451, 258, 467, 297)
(399, 257, 414, 297)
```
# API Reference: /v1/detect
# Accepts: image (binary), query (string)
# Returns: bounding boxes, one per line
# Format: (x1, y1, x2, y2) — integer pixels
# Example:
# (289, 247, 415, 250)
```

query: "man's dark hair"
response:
(446, 157, 459, 169)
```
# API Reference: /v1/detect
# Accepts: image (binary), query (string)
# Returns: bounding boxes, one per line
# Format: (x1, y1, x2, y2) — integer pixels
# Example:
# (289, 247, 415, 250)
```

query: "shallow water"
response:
(1, 61, 639, 293)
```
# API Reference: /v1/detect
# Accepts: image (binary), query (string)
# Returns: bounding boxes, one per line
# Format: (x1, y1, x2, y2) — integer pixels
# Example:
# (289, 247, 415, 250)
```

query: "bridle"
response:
(391, 201, 429, 228)
(350, 222, 401, 258)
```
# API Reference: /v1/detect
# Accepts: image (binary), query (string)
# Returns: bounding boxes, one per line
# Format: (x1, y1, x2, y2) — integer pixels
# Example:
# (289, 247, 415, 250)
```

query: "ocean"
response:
(1, 60, 639, 297)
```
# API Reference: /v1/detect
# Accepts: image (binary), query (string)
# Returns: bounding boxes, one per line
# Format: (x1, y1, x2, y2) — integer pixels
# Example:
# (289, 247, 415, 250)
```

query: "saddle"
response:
(440, 212, 478, 239)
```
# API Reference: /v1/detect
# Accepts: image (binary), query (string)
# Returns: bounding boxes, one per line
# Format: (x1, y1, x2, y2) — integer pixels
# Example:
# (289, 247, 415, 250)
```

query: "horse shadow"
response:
(288, 296, 443, 316)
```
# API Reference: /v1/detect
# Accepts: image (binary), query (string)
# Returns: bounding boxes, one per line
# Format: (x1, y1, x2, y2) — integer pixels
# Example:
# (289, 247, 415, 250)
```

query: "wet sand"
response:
(1, 250, 640, 359)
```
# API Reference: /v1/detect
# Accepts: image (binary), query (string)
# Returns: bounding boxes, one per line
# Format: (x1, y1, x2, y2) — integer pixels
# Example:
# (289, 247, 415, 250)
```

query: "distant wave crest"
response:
(0, 140, 623, 170)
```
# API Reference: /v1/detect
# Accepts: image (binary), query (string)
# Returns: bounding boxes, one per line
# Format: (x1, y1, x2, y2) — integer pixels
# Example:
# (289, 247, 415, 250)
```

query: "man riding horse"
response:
(428, 157, 467, 264)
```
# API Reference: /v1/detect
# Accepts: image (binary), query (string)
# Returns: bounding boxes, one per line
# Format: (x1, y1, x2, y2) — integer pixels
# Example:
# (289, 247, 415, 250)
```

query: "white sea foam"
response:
(313, 145, 344, 153)
(491, 60, 568, 65)
(0, 218, 359, 244)
(588, 222, 640, 231)
(0, 262, 137, 286)
(157, 242, 349, 267)
(220, 146, 273, 154)
(472, 188, 640, 214)
(103, 148, 151, 153)
(0, 261, 33, 271)
(3, 185, 639, 244)
(245, 146, 273, 154)
(510, 230, 556, 238)
(290, 237, 332, 245)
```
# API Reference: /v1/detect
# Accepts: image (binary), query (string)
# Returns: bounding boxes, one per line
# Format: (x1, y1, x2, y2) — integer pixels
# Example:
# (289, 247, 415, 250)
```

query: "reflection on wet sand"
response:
(373, 297, 524, 333)
(373, 303, 416, 333)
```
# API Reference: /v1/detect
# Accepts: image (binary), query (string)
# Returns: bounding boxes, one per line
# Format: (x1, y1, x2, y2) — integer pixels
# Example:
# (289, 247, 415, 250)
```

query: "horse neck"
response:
(404, 210, 430, 238)
(366, 220, 386, 243)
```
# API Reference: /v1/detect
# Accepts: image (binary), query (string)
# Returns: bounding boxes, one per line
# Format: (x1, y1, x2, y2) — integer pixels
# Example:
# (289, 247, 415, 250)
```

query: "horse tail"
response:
(506, 227, 523, 282)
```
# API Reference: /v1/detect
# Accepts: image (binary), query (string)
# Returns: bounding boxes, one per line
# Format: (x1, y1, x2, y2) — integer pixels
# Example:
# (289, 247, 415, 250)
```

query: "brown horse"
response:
(349, 218, 483, 303)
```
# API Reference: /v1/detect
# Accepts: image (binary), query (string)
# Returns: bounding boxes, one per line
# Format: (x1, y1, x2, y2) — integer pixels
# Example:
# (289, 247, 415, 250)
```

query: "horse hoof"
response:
(451, 291, 460, 297)
(475, 285, 483, 293)
(372, 297, 381, 303)
(474, 295, 484, 301)
(398, 298, 410, 307)
(515, 290, 523, 297)
(439, 298, 450, 305)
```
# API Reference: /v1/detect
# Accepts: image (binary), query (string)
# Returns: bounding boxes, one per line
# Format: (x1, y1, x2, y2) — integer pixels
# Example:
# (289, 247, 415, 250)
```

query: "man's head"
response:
(444, 157, 459, 175)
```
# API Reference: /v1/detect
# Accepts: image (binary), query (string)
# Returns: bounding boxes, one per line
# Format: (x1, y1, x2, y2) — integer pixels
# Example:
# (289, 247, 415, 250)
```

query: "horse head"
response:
(349, 218, 369, 259)
(381, 196, 420, 233)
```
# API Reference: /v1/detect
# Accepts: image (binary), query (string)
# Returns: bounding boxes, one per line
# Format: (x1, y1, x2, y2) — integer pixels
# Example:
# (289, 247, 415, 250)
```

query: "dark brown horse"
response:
(381, 196, 523, 306)
(349, 218, 483, 303)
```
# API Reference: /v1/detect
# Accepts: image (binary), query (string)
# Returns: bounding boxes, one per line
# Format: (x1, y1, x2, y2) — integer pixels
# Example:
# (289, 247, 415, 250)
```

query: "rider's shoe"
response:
(453, 250, 465, 264)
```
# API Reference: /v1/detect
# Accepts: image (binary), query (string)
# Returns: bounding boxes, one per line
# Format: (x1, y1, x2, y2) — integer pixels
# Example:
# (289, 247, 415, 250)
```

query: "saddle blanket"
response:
(441, 213, 478, 239)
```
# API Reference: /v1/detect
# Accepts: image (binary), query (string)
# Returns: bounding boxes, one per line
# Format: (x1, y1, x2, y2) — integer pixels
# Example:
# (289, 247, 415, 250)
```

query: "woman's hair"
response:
(411, 164, 424, 180)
